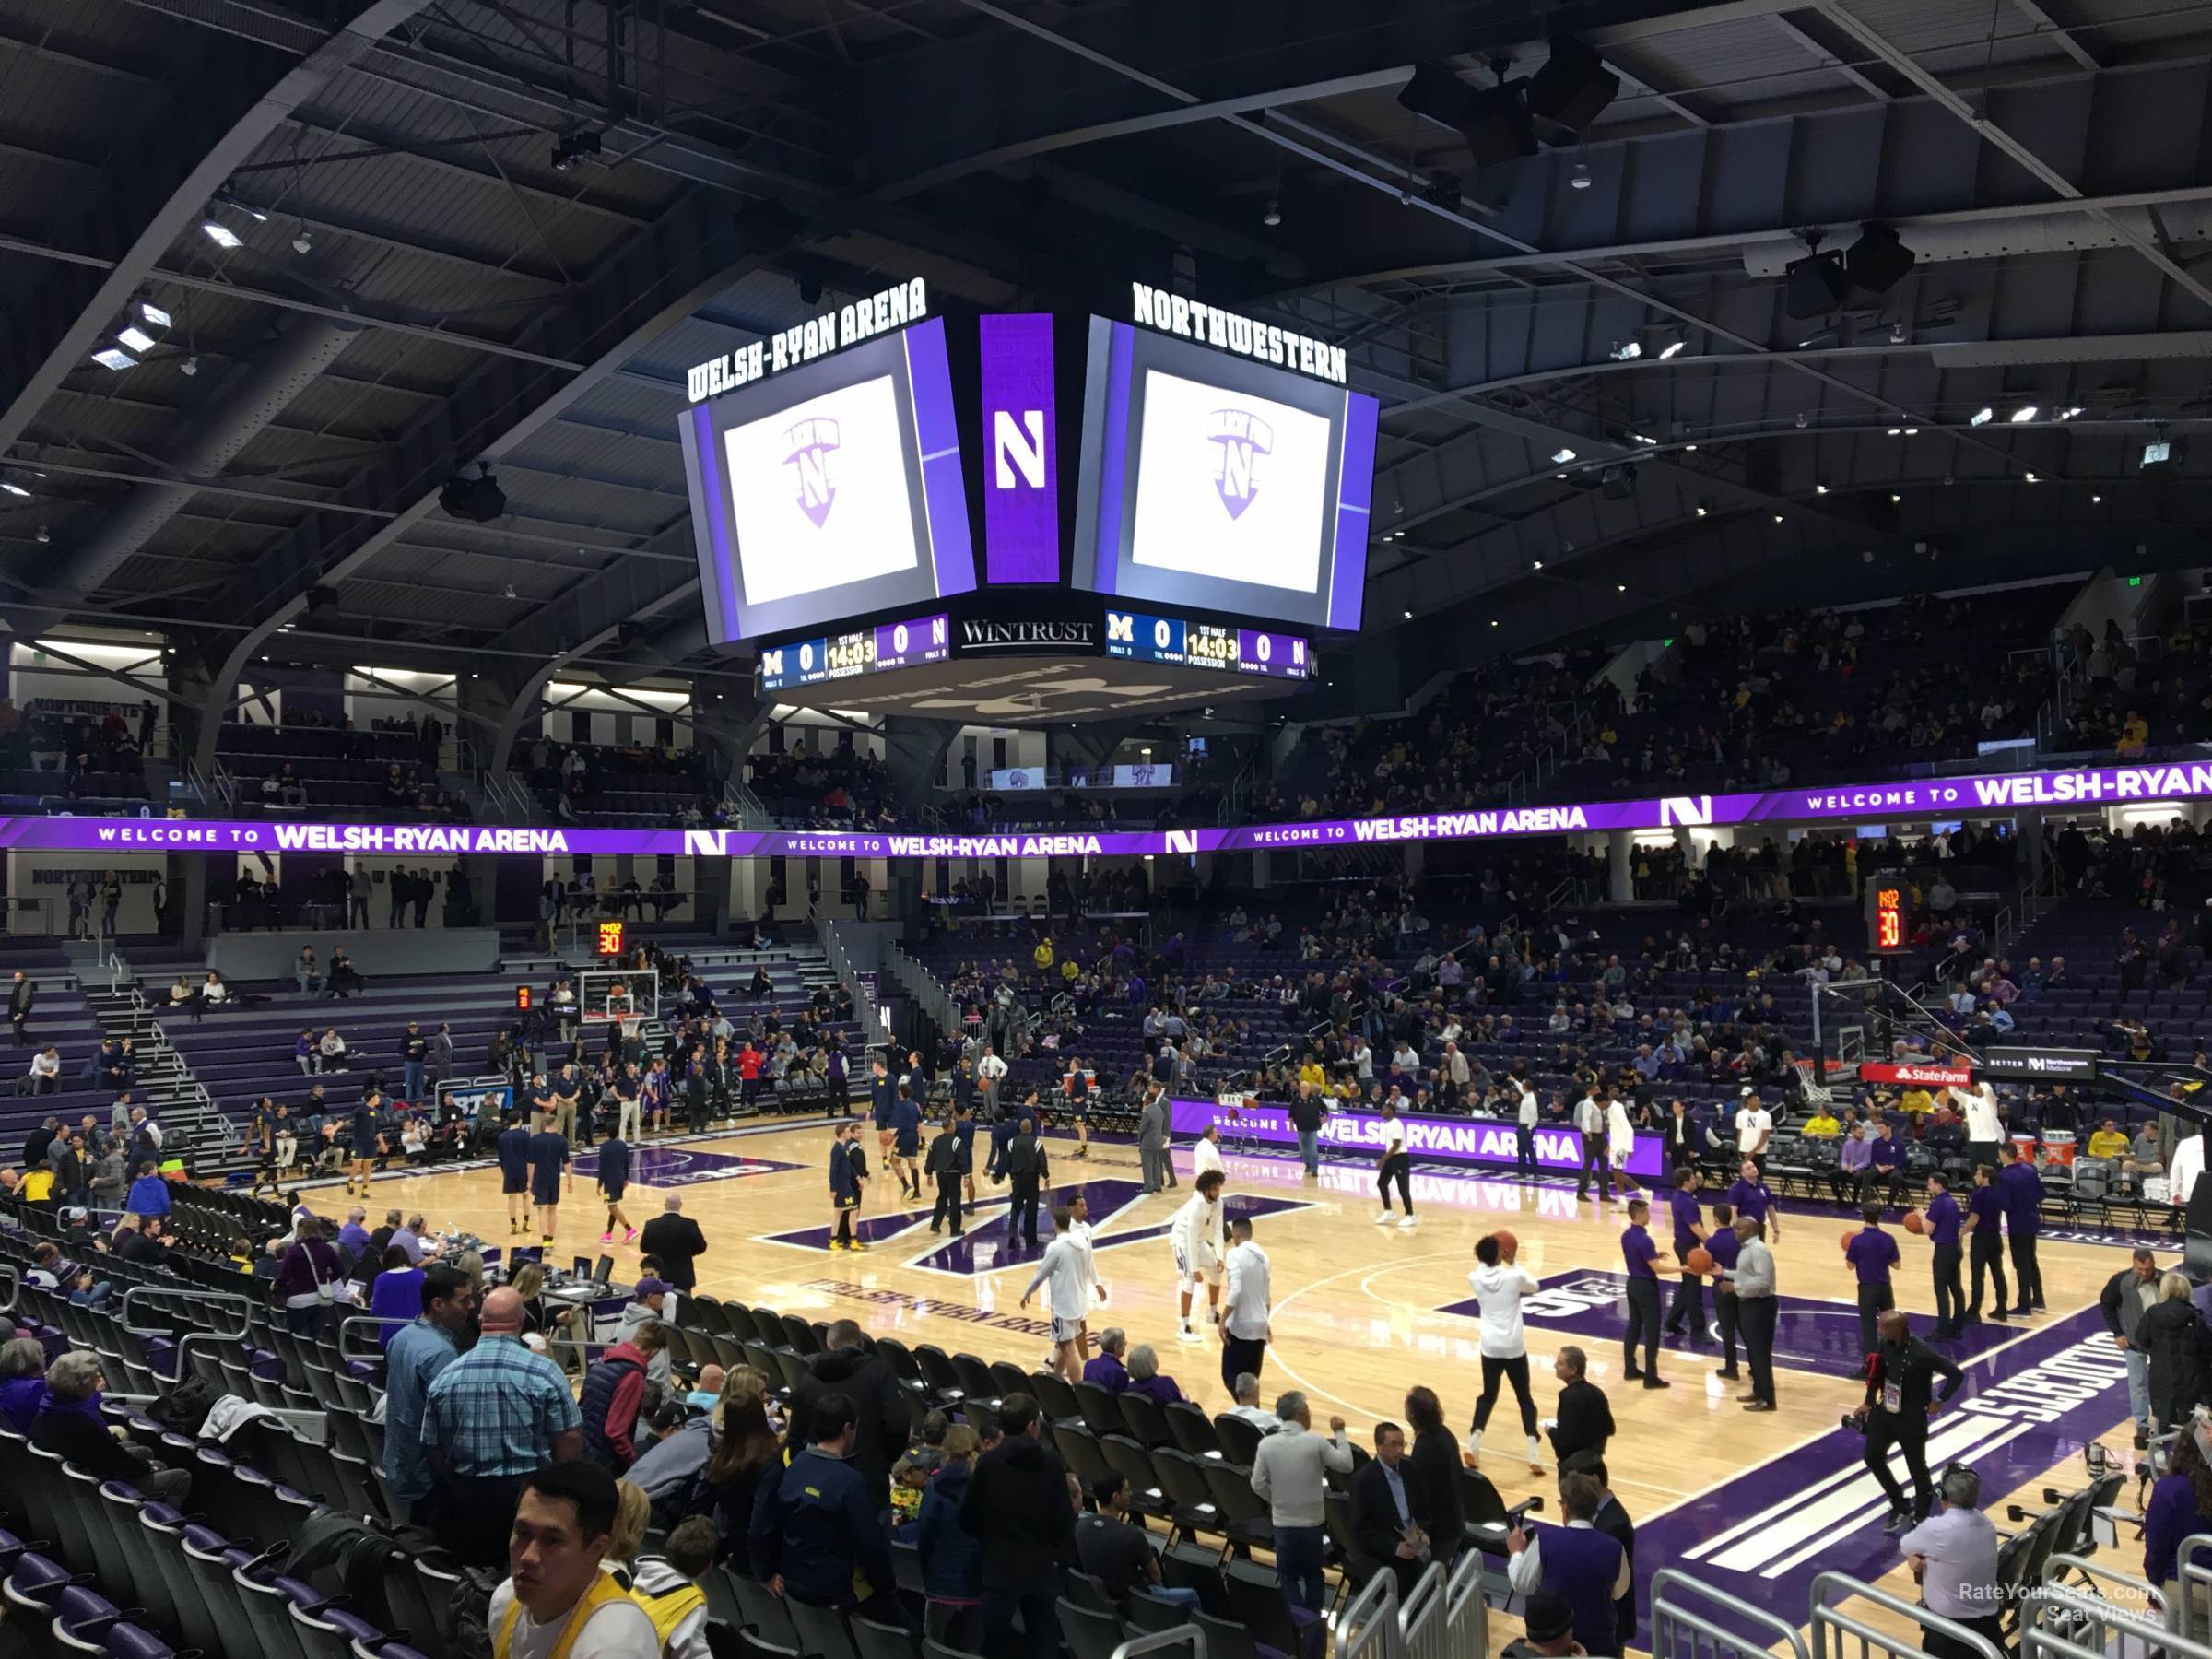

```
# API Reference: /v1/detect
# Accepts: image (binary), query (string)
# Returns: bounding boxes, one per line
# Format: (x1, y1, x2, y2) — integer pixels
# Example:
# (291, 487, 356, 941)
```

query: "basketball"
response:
(1903, 1208, 1926, 1236)
(1841, 1228, 1856, 1252)
(1686, 1246, 1715, 1275)
(1493, 1230, 1519, 1262)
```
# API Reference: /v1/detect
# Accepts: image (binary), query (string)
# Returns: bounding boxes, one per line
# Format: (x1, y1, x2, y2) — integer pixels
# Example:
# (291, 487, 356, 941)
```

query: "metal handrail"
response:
(1653, 1567, 1812, 1659)
(1108, 1630, 1206, 1659)
(2178, 1533, 2212, 1642)
(1812, 1571, 2005, 1659)
(2030, 1558, 2171, 1638)
(119, 1285, 261, 1375)
(1336, 1564, 1398, 1659)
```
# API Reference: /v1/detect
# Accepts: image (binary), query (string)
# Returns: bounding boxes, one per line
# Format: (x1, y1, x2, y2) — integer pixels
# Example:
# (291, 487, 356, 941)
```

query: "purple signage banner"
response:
(979, 313, 1059, 584)
(1167, 1096, 1665, 1179)
(1237, 629, 1309, 678)
(873, 613, 949, 671)
(11, 759, 2210, 859)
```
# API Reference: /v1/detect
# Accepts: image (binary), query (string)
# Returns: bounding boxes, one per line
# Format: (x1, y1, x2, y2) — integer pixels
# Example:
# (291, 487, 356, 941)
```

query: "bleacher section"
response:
(212, 721, 462, 819)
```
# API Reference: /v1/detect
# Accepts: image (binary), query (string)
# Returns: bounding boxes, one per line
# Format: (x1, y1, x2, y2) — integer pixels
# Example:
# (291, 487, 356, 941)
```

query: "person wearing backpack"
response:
(581, 1324, 666, 1474)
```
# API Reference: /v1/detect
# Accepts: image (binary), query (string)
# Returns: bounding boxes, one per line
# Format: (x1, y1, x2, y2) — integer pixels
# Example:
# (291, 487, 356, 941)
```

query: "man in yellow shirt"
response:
(2086, 1118, 2132, 1161)
(1899, 1086, 1934, 1117)
(1033, 937, 1055, 974)
(1800, 1108, 1842, 1138)
(1297, 1056, 1326, 1091)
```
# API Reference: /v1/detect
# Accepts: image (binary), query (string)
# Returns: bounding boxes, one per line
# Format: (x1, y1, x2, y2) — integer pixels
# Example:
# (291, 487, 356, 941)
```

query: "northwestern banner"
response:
(1168, 1095, 1665, 1179)
(6, 758, 2211, 860)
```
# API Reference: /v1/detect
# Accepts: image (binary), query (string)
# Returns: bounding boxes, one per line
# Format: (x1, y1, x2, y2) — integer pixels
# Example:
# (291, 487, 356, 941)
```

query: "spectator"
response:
(1248, 1390, 1352, 1615)
(581, 1321, 666, 1473)
(959, 1393, 1074, 1659)
(369, 1246, 427, 1349)
(1078, 1472, 1200, 1611)
(1348, 1419, 1429, 1594)
(701, 1375, 781, 1549)
(0, 1337, 47, 1432)
(915, 1423, 985, 1646)
(1225, 1373, 1281, 1431)
(786, 1319, 909, 1511)
(749, 1389, 898, 1615)
(32, 1349, 190, 1506)
(420, 1285, 584, 1567)
(272, 1215, 343, 1337)
(1505, 1470, 1630, 1656)
(628, 1522, 712, 1659)
(488, 1460, 661, 1657)
(1124, 1343, 1187, 1406)
(382, 1263, 477, 1522)
(1404, 1385, 1465, 1567)
(2135, 1271, 2210, 1433)
(124, 1159, 170, 1219)
(1082, 1327, 1131, 1393)
(1501, 1591, 1583, 1659)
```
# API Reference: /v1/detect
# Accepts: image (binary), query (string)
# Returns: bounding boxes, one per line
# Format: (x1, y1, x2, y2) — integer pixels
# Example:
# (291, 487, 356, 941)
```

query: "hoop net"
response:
(579, 967, 657, 1034)
(1794, 1057, 1834, 1108)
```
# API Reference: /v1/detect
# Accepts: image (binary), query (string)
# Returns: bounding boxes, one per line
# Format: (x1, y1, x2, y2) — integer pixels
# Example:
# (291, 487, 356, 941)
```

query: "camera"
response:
(1841, 1408, 1868, 1434)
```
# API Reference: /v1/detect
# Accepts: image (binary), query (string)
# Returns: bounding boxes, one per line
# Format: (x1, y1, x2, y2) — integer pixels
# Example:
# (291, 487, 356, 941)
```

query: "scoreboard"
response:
(1102, 609, 1312, 678)
(759, 611, 949, 694)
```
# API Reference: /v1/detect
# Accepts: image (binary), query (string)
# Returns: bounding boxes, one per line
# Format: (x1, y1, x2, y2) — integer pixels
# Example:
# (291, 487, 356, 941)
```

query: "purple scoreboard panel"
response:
(757, 611, 948, 694)
(1103, 608, 1311, 678)
(977, 312, 1061, 584)
(679, 318, 975, 646)
(1070, 316, 1377, 632)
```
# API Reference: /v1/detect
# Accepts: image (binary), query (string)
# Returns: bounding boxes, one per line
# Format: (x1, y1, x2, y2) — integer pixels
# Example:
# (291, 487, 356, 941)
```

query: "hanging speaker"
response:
(1784, 250, 1851, 320)
(1527, 37, 1619, 132)
(1845, 223, 1916, 295)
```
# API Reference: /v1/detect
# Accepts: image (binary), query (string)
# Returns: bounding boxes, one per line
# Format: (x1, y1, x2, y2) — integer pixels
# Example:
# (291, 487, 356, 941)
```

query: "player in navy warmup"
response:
(496, 1112, 533, 1237)
(829, 1120, 866, 1251)
(1618, 1197, 1677, 1388)
(890, 1084, 923, 1202)
(527, 1110, 570, 1247)
(1964, 1162, 2009, 1322)
(1924, 1172, 1966, 1336)
(597, 1130, 635, 1245)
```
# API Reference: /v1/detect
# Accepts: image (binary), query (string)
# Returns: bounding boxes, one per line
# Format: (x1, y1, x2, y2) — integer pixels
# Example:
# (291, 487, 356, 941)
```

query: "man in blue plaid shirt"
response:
(421, 1284, 582, 1564)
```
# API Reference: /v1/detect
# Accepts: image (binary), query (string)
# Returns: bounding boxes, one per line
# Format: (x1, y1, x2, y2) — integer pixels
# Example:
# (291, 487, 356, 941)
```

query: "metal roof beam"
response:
(0, 2, 434, 464)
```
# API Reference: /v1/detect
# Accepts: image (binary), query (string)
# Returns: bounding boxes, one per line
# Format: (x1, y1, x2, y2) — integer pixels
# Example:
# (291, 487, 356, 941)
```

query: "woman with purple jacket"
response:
(1124, 1343, 1188, 1406)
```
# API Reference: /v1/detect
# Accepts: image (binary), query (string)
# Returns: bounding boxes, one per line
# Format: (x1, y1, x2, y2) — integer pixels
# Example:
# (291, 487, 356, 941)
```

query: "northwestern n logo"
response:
(1206, 408, 1273, 520)
(783, 416, 841, 527)
(1658, 796, 1713, 828)
(682, 830, 731, 857)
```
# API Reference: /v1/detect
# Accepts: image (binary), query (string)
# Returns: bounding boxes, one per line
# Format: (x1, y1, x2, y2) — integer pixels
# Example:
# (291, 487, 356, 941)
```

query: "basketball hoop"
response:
(1793, 1057, 1833, 1108)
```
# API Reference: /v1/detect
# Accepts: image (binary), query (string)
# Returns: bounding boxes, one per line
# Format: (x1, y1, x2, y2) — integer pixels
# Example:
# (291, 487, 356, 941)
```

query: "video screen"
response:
(1070, 317, 1376, 631)
(679, 318, 975, 645)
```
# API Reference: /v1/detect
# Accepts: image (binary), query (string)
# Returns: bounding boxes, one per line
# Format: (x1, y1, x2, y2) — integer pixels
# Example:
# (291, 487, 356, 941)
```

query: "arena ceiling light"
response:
(115, 324, 158, 355)
(1550, 448, 1576, 464)
(137, 301, 171, 330)
(0, 481, 29, 499)
(1611, 341, 1641, 360)
(2059, 406, 2085, 420)
(200, 219, 242, 250)
(2010, 405, 2039, 423)
(1970, 407, 1994, 426)
(90, 347, 138, 371)
(1657, 340, 1686, 359)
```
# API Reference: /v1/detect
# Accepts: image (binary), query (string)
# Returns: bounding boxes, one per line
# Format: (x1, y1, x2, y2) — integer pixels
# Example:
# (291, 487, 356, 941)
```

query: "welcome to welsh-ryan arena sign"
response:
(6, 760, 2210, 860)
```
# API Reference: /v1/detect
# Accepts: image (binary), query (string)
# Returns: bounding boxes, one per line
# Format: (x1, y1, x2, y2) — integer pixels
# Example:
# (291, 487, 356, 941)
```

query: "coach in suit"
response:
(1348, 1421, 1430, 1594)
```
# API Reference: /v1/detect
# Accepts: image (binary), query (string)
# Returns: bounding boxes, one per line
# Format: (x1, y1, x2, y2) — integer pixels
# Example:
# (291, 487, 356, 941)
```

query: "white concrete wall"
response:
(6, 852, 166, 934)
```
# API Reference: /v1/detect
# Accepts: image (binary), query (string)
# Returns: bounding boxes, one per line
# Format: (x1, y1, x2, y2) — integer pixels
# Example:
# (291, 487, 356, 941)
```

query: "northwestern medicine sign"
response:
(14, 759, 2212, 859)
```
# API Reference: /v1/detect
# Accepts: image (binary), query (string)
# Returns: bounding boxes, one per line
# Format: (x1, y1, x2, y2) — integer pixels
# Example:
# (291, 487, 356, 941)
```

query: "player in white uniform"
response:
(1065, 1190, 1108, 1362)
(1171, 1169, 1228, 1341)
(1019, 1204, 1090, 1382)
(1192, 1124, 1226, 1182)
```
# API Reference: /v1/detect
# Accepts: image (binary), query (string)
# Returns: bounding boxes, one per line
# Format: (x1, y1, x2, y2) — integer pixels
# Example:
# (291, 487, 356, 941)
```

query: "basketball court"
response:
(340, 1118, 2149, 1645)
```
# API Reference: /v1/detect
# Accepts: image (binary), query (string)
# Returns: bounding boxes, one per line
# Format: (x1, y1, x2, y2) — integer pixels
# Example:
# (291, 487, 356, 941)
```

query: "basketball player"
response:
(1066, 1190, 1108, 1357)
(496, 1112, 534, 1237)
(1063, 1057, 1091, 1159)
(829, 1122, 866, 1252)
(1192, 1123, 1226, 1182)
(869, 1058, 897, 1166)
(1375, 1101, 1416, 1229)
(1465, 1232, 1544, 1474)
(1019, 1206, 1088, 1382)
(527, 1109, 569, 1247)
(597, 1128, 636, 1245)
(347, 1088, 382, 1199)
(1171, 1169, 1228, 1340)
(890, 1084, 923, 1202)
